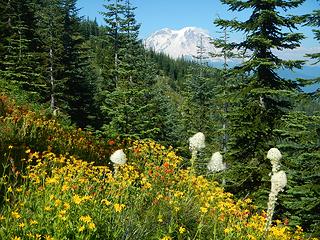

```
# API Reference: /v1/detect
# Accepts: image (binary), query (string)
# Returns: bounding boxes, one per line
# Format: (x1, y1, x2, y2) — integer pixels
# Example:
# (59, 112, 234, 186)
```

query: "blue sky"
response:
(77, 0, 319, 48)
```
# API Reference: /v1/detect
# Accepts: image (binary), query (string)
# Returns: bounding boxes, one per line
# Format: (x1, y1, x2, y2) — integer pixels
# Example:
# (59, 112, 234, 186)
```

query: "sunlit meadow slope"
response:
(0, 94, 313, 240)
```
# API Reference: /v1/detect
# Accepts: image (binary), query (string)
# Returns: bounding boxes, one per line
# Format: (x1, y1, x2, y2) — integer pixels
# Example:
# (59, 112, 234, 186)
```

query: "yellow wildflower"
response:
(46, 177, 58, 185)
(78, 225, 85, 232)
(114, 203, 125, 213)
(44, 206, 52, 211)
(31, 152, 39, 159)
(63, 203, 70, 210)
(143, 182, 152, 189)
(82, 195, 93, 201)
(61, 184, 69, 191)
(80, 215, 92, 223)
(44, 235, 54, 240)
(224, 227, 233, 234)
(161, 236, 172, 240)
(59, 210, 67, 220)
(26, 233, 33, 238)
(11, 211, 21, 219)
(8, 145, 13, 149)
(11, 237, 21, 240)
(179, 226, 186, 234)
(270, 226, 287, 238)
(174, 191, 184, 198)
(200, 207, 208, 214)
(88, 222, 96, 230)
(79, 178, 88, 183)
(101, 199, 112, 206)
(30, 219, 38, 225)
(295, 225, 303, 233)
(247, 234, 256, 240)
(18, 222, 25, 228)
(54, 199, 62, 207)
(73, 194, 82, 204)
(7, 186, 13, 193)
(0, 215, 5, 221)
(156, 194, 163, 200)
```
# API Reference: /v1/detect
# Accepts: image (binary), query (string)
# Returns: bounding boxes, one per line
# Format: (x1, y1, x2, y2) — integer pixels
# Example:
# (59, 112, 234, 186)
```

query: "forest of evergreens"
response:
(0, 0, 319, 238)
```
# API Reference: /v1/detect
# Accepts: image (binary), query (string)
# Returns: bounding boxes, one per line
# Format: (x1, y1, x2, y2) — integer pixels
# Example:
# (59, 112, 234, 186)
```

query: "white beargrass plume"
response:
(189, 132, 206, 152)
(207, 152, 226, 172)
(267, 148, 282, 173)
(265, 148, 287, 232)
(189, 132, 205, 171)
(270, 170, 287, 194)
(110, 149, 127, 175)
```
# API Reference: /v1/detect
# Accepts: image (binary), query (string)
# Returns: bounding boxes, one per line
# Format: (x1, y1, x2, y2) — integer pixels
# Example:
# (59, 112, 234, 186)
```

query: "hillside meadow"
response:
(0, 94, 315, 240)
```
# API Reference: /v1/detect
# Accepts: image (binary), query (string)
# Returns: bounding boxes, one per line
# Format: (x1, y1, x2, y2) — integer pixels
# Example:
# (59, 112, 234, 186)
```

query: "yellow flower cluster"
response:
(0, 139, 311, 240)
(0, 94, 113, 176)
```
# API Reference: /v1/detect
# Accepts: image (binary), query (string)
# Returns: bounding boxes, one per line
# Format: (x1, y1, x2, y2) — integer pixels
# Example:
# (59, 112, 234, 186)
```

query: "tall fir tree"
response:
(60, 0, 98, 127)
(303, 1, 320, 98)
(101, 0, 126, 86)
(215, 0, 305, 199)
(183, 35, 213, 139)
(182, 65, 217, 141)
(0, 0, 44, 97)
(181, 64, 219, 171)
(210, 26, 244, 152)
(35, 0, 65, 112)
(278, 2, 320, 235)
(277, 108, 320, 236)
(304, 2, 320, 65)
(100, 0, 159, 139)
(79, 17, 100, 40)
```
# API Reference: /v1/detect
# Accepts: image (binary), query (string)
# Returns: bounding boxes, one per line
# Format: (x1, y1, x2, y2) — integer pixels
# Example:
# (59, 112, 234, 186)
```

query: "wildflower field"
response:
(0, 95, 315, 240)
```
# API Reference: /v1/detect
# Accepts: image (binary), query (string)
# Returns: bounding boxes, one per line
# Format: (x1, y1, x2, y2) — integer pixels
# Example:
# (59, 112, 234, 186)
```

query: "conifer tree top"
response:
(216, 0, 306, 73)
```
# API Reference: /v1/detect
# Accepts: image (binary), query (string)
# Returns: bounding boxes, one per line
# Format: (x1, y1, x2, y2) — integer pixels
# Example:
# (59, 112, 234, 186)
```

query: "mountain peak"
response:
(152, 28, 172, 35)
(181, 26, 208, 34)
(144, 27, 218, 60)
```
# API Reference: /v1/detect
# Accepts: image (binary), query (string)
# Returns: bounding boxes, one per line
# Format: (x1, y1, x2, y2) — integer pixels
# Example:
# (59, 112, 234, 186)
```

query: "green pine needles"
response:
(215, 0, 305, 197)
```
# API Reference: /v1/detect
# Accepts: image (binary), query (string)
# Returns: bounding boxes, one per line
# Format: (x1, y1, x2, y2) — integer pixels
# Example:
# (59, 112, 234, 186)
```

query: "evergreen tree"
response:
(0, 0, 44, 98)
(35, 0, 65, 112)
(305, 3, 320, 65)
(210, 26, 244, 152)
(60, 0, 98, 127)
(0, 0, 29, 83)
(182, 65, 217, 142)
(181, 61, 220, 172)
(151, 76, 186, 148)
(215, 0, 305, 198)
(147, 50, 198, 91)
(193, 35, 209, 67)
(100, 0, 159, 139)
(101, 0, 126, 86)
(278, 3, 320, 234)
(79, 17, 100, 40)
(277, 107, 320, 236)
(303, 1, 320, 98)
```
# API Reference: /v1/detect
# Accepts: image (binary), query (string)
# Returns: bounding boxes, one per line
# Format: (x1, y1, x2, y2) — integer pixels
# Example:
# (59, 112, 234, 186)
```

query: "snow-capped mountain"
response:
(144, 27, 220, 60)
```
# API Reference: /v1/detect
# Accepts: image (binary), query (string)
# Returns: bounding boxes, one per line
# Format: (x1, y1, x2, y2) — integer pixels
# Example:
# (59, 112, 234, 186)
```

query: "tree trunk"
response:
(49, 47, 55, 113)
